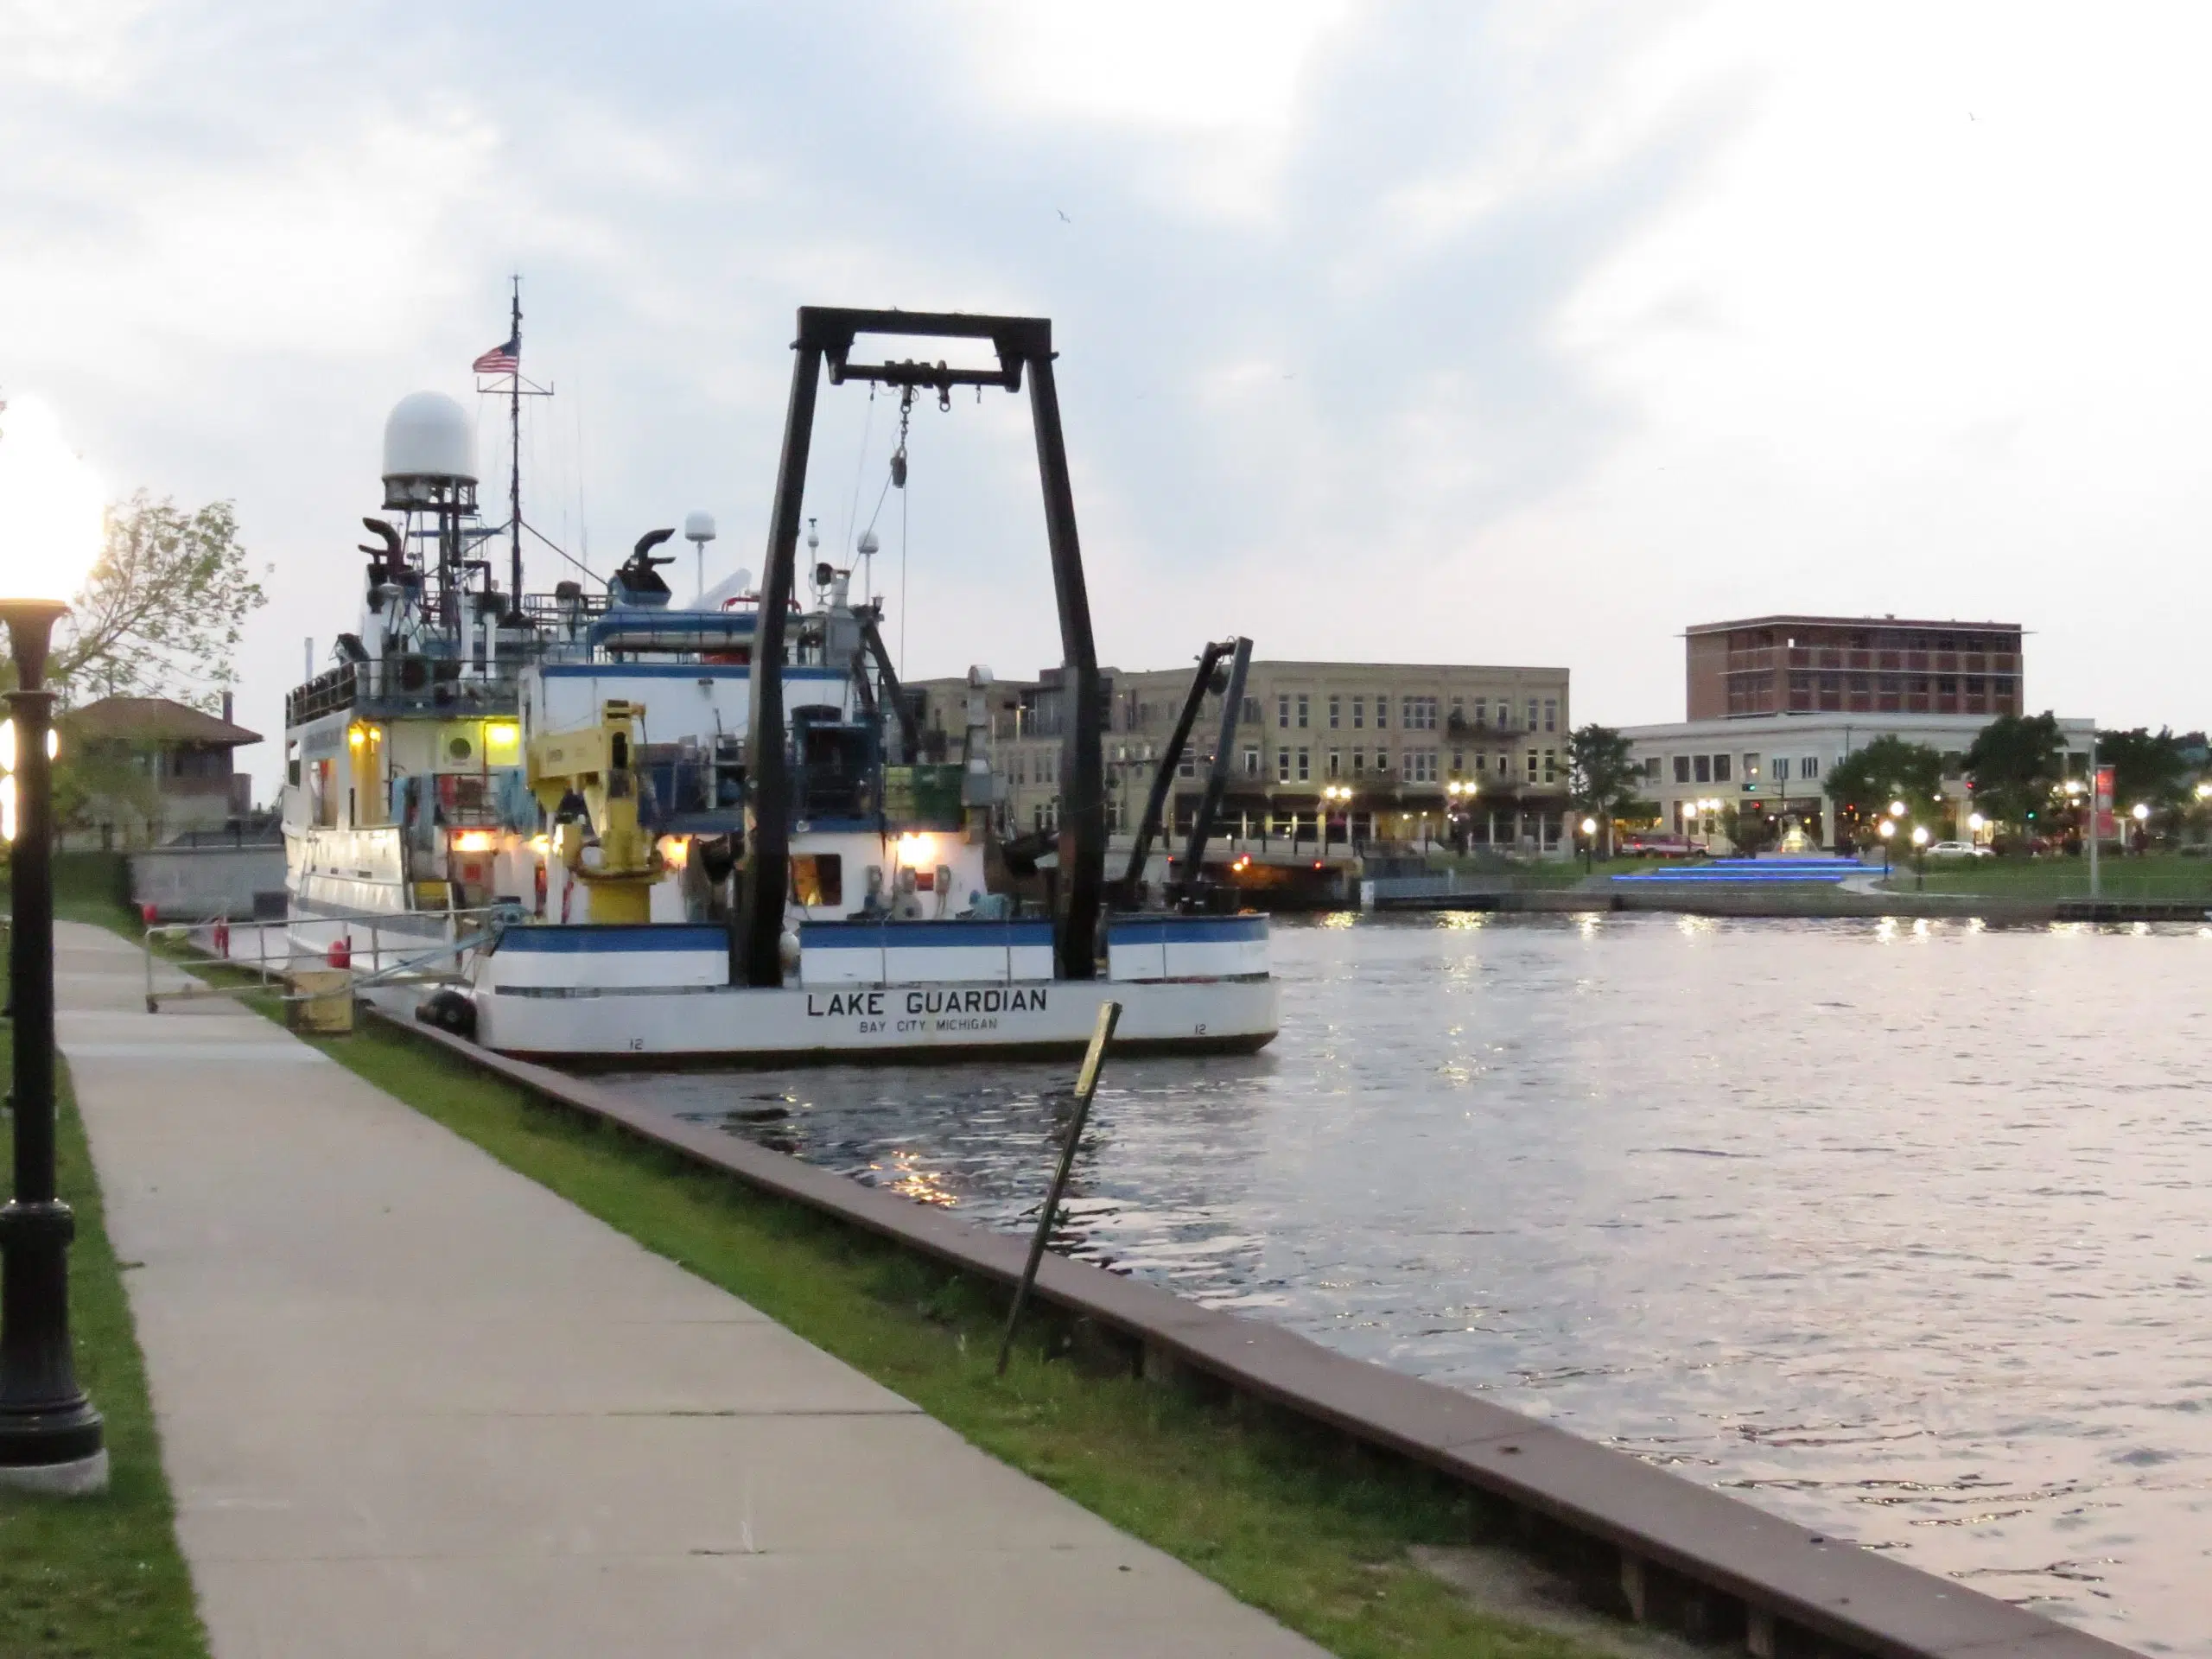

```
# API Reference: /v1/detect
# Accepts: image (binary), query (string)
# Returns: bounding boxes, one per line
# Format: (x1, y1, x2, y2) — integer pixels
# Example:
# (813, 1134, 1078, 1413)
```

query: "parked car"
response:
(1621, 834, 1701, 858)
(1925, 840, 1991, 858)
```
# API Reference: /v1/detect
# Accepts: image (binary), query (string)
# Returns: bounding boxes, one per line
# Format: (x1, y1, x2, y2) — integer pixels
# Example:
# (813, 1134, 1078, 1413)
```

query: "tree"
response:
(50, 493, 267, 710)
(2096, 727, 2188, 818)
(1825, 735, 1946, 847)
(1963, 710, 2063, 835)
(1719, 803, 1774, 857)
(1566, 723, 1640, 854)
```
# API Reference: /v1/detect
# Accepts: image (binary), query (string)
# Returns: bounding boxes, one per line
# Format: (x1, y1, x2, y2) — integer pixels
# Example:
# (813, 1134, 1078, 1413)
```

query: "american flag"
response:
(472, 334, 519, 375)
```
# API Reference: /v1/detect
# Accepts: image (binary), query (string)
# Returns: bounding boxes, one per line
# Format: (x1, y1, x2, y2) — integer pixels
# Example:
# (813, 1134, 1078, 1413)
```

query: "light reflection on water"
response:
(604, 913, 2212, 1655)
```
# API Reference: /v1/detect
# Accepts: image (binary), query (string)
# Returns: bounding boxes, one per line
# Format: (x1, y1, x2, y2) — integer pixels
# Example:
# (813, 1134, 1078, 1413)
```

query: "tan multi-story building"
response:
(910, 658, 1573, 854)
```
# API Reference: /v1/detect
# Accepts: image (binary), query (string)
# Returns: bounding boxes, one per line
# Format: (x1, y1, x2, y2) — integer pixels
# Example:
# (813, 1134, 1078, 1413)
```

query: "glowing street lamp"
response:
(1579, 814, 1598, 874)
(1888, 800, 1906, 818)
(1320, 784, 1355, 854)
(1877, 815, 1896, 877)
(1910, 823, 1929, 889)
(0, 396, 108, 1492)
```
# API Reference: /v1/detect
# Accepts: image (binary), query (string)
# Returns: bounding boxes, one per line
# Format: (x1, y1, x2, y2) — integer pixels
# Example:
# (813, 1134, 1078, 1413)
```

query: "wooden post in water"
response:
(996, 1001, 1121, 1376)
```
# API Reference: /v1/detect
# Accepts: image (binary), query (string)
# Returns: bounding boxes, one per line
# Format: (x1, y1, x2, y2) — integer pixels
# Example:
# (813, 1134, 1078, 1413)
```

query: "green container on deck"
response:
(881, 764, 965, 830)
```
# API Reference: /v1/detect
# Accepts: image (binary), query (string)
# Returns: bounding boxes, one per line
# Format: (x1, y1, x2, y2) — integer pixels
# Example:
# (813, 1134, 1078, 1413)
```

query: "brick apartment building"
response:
(1687, 615, 2023, 721)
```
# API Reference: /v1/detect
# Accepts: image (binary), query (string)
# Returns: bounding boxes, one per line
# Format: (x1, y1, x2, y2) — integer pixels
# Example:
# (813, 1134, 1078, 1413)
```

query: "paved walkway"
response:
(55, 923, 1321, 1658)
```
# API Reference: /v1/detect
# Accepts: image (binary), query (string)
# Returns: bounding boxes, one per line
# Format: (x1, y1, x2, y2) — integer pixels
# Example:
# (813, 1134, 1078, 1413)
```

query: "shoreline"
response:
(1369, 887, 2212, 924)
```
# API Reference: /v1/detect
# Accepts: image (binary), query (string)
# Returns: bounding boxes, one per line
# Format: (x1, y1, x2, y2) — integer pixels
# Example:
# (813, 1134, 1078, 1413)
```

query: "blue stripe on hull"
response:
(1104, 914, 1269, 943)
(800, 920, 1055, 948)
(491, 912, 1269, 954)
(492, 925, 729, 954)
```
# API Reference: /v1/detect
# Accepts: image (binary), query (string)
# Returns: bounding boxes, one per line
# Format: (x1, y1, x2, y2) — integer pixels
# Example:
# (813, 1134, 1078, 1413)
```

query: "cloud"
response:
(8, 1, 2207, 798)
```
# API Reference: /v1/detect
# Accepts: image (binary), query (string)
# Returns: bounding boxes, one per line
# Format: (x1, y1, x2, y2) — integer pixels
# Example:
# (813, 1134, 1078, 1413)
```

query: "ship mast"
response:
(508, 274, 524, 615)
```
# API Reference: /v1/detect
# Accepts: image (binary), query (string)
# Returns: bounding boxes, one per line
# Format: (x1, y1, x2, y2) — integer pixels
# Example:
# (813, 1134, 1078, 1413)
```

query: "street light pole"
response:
(0, 600, 105, 1493)
(2088, 729, 2101, 900)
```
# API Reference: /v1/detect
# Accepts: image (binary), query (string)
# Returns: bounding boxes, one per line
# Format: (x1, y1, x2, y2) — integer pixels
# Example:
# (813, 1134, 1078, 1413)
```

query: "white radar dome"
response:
(382, 391, 476, 483)
(683, 510, 717, 543)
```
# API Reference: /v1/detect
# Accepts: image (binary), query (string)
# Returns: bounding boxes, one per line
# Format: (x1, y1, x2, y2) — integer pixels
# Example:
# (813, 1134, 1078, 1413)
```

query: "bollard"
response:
(996, 1001, 1121, 1376)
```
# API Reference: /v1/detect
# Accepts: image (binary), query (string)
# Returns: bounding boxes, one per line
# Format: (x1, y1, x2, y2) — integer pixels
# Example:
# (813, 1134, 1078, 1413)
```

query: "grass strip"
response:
(0, 996, 211, 1657)
(1895, 851, 2212, 899)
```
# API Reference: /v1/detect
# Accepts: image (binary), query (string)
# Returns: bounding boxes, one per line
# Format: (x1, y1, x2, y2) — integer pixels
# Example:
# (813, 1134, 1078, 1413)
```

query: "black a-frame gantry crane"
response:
(738, 308, 1107, 988)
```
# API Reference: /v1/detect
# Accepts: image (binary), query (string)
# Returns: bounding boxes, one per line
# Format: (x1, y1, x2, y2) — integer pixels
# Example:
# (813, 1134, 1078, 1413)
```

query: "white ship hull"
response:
(458, 913, 1275, 1065)
(473, 974, 1277, 1066)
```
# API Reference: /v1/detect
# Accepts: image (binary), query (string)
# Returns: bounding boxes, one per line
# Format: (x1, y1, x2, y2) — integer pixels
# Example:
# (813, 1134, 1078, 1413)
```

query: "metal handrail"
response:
(143, 906, 505, 1013)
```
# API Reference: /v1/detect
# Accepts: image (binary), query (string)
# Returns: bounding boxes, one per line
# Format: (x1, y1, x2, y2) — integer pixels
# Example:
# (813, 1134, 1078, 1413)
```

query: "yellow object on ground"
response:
(283, 969, 353, 1034)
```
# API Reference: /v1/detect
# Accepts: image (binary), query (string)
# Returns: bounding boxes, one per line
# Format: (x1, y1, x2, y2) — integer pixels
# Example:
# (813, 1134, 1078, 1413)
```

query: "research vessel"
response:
(279, 304, 1277, 1063)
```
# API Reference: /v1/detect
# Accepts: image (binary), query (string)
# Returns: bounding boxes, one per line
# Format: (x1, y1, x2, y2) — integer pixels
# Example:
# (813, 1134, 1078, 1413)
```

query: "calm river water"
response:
(608, 914, 2211, 1655)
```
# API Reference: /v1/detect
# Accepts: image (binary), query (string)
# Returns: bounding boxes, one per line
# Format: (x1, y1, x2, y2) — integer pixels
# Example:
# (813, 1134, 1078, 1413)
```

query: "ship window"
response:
(309, 760, 338, 828)
(447, 734, 475, 765)
(791, 854, 843, 908)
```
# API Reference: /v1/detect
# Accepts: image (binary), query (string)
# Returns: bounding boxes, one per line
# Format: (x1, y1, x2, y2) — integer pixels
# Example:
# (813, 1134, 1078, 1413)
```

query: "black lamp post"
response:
(0, 600, 105, 1492)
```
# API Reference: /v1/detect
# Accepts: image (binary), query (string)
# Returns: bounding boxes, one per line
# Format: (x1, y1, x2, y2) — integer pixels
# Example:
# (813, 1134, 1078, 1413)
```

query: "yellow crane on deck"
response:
(526, 699, 664, 924)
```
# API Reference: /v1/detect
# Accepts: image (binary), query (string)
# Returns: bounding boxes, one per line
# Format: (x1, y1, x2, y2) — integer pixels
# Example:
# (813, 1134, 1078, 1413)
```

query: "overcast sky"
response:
(5, 1, 2209, 795)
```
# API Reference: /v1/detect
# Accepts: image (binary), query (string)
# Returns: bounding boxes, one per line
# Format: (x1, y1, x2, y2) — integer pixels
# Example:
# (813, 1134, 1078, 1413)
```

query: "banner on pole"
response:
(2094, 766, 2115, 840)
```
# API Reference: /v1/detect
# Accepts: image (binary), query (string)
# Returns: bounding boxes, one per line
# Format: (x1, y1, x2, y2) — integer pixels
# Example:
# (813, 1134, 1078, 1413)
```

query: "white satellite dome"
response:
(382, 391, 476, 483)
(683, 510, 717, 543)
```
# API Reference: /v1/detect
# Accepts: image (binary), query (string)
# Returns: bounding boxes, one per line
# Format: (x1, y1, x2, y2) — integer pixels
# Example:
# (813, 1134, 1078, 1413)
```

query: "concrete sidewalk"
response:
(55, 922, 1321, 1658)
